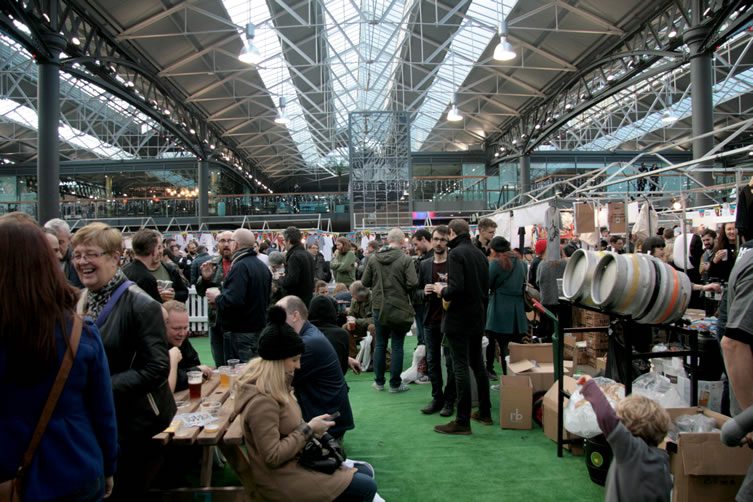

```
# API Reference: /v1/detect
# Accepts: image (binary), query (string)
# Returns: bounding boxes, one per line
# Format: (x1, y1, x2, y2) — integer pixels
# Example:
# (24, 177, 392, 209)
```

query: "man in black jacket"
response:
(122, 229, 188, 304)
(308, 242, 332, 282)
(280, 226, 316, 306)
(205, 228, 271, 362)
(434, 219, 491, 434)
(163, 300, 212, 391)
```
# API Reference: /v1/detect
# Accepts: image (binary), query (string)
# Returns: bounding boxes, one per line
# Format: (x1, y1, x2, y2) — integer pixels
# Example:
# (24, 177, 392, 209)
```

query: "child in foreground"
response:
(577, 375, 672, 502)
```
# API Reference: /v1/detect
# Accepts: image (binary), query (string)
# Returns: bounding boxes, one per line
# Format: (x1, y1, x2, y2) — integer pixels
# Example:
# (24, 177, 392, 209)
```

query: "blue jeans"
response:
(425, 323, 456, 406)
(224, 331, 260, 363)
(372, 309, 406, 389)
(335, 463, 378, 501)
(209, 324, 225, 366)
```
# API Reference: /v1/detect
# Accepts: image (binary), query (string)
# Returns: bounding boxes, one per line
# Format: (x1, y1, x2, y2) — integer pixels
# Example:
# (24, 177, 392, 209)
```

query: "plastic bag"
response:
(400, 344, 426, 384)
(632, 372, 687, 409)
(674, 413, 717, 433)
(564, 377, 625, 438)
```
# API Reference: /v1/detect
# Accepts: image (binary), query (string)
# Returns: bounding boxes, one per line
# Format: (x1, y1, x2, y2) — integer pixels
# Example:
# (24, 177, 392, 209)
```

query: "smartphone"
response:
(328, 411, 341, 419)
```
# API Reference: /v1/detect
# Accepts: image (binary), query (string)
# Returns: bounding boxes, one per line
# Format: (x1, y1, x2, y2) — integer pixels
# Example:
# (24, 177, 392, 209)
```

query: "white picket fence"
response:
(187, 286, 209, 334)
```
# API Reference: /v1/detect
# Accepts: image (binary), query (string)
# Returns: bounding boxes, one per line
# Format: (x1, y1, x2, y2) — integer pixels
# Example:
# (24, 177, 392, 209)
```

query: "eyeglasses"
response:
(73, 251, 108, 262)
(432, 237, 449, 242)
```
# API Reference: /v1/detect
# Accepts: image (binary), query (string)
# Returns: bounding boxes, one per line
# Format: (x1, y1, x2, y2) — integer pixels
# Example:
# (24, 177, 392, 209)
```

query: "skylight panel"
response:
(412, 0, 517, 151)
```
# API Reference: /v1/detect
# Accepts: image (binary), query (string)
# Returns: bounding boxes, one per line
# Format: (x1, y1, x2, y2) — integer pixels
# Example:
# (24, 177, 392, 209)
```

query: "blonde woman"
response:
(235, 306, 377, 501)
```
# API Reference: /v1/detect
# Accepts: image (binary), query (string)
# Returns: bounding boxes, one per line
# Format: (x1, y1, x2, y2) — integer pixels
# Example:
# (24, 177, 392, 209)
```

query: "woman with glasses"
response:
(0, 221, 118, 501)
(72, 222, 175, 500)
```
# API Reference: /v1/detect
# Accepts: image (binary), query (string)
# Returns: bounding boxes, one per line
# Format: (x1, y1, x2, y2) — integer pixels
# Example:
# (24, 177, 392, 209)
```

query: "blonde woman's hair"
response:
(239, 357, 295, 406)
(616, 394, 671, 446)
(71, 222, 122, 255)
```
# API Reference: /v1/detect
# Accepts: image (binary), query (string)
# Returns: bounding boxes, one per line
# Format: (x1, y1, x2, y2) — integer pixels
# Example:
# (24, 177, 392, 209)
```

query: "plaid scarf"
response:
(85, 269, 127, 321)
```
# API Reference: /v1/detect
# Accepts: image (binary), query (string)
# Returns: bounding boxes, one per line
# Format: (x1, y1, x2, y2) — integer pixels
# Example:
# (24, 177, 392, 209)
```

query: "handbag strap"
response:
(17, 314, 83, 478)
(95, 280, 134, 328)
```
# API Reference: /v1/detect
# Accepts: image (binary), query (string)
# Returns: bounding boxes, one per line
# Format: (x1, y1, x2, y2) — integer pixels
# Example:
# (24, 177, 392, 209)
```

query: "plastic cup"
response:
(187, 370, 203, 400)
(347, 316, 356, 331)
(219, 366, 232, 388)
(227, 359, 240, 368)
(200, 400, 221, 417)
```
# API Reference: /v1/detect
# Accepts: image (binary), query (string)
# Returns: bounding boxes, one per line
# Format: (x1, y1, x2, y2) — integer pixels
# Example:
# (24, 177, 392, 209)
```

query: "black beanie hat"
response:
(490, 236, 511, 253)
(258, 305, 305, 361)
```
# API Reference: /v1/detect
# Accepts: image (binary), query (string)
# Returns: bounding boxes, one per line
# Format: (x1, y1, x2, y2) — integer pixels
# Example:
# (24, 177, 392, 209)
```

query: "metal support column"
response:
(684, 3, 715, 207)
(519, 155, 531, 201)
(37, 7, 66, 223)
(198, 160, 210, 221)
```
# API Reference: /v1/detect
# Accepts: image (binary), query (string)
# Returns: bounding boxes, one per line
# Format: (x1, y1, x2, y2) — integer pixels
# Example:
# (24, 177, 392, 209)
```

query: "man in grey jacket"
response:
(362, 228, 418, 393)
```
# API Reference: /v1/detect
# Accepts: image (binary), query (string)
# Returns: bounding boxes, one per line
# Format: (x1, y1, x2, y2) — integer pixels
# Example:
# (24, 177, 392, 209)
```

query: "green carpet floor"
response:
(191, 335, 604, 501)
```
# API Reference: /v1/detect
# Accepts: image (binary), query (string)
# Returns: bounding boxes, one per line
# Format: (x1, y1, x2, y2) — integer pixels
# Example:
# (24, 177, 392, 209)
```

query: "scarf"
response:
(85, 269, 127, 321)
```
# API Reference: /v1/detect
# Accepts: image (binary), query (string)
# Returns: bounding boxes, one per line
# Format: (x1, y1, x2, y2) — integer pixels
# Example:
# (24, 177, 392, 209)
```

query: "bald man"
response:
(205, 228, 272, 362)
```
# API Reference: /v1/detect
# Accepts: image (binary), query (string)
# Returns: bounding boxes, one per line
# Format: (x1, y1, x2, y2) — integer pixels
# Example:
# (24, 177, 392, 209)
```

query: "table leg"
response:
(200, 445, 214, 487)
(219, 444, 258, 498)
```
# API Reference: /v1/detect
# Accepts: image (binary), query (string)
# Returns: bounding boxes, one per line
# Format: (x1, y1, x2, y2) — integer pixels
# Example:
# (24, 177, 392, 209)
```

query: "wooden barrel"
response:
(562, 249, 609, 306)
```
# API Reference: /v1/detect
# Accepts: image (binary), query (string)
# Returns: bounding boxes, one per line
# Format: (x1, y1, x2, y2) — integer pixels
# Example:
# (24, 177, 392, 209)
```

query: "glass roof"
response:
(574, 66, 753, 151)
(411, 0, 517, 151)
(223, 0, 330, 174)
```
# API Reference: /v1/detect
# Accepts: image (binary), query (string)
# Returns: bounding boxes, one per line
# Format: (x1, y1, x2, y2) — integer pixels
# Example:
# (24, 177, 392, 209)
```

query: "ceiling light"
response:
(447, 104, 462, 122)
(672, 200, 682, 211)
(71, 36, 81, 46)
(274, 96, 290, 125)
(661, 110, 678, 126)
(238, 23, 262, 65)
(493, 20, 516, 61)
(668, 27, 678, 38)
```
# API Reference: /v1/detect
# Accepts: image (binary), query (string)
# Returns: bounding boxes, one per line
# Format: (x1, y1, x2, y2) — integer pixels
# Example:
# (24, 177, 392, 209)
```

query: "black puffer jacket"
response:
(441, 233, 489, 336)
(82, 280, 176, 441)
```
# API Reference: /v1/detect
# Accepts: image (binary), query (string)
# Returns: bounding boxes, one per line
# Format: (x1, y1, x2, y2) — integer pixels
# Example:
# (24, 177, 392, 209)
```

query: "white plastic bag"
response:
(400, 344, 426, 384)
(632, 372, 687, 409)
(564, 377, 625, 438)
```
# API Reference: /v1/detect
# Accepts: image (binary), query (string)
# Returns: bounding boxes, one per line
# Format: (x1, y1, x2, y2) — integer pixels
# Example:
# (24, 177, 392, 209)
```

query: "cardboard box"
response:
(595, 356, 607, 372)
(665, 407, 753, 502)
(542, 376, 584, 455)
(564, 335, 588, 365)
(584, 331, 609, 350)
(499, 375, 533, 430)
(508, 343, 572, 393)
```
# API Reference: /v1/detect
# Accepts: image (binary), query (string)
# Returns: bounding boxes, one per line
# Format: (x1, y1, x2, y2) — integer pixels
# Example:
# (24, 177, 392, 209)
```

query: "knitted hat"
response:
(490, 236, 511, 253)
(258, 306, 305, 360)
(535, 239, 547, 255)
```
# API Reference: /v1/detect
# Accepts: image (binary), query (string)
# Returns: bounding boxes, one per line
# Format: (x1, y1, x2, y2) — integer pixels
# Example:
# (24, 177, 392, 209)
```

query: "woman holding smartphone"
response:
(235, 306, 377, 501)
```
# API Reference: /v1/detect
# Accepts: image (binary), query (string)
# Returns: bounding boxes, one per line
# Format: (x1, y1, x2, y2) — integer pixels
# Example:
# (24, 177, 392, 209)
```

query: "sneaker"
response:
(486, 369, 498, 380)
(434, 420, 472, 435)
(439, 405, 454, 417)
(471, 411, 493, 426)
(415, 375, 431, 385)
(372, 382, 385, 391)
(421, 401, 444, 415)
(389, 383, 410, 393)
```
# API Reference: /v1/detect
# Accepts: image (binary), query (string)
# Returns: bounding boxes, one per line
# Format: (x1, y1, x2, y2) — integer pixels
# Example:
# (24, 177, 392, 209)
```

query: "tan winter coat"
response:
(235, 378, 354, 501)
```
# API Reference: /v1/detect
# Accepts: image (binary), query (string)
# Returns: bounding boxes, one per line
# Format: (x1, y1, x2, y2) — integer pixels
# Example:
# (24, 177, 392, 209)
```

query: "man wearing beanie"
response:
(277, 295, 355, 441)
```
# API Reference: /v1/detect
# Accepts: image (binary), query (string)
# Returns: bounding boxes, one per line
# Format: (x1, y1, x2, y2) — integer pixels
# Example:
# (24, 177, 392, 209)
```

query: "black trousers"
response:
(425, 322, 456, 406)
(486, 331, 524, 375)
(446, 330, 490, 425)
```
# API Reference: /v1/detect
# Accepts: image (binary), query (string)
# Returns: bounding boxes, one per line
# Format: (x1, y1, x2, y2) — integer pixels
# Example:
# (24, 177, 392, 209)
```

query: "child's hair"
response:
(616, 395, 671, 446)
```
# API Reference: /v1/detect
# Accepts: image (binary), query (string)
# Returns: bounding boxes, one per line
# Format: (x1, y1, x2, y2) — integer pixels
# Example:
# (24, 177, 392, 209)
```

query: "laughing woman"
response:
(72, 222, 175, 500)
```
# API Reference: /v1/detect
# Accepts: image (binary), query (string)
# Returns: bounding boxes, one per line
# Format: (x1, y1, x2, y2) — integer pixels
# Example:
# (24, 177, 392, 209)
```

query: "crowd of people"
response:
(2, 209, 753, 501)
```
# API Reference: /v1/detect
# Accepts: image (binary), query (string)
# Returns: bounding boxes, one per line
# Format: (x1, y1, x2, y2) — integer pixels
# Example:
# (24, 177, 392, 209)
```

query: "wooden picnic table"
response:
(152, 371, 257, 498)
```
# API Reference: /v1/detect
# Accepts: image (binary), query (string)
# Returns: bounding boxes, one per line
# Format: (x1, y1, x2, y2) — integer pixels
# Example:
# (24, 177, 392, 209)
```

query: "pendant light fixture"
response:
(493, 15, 516, 62)
(274, 96, 290, 125)
(238, 23, 262, 65)
(447, 101, 463, 122)
(661, 73, 678, 127)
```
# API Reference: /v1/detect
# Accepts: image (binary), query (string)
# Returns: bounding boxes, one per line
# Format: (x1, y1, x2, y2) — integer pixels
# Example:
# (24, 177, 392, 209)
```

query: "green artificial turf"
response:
(191, 334, 604, 501)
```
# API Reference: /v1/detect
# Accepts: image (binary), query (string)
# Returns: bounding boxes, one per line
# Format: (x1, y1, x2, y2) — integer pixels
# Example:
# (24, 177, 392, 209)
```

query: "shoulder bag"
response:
(298, 432, 346, 474)
(0, 315, 83, 502)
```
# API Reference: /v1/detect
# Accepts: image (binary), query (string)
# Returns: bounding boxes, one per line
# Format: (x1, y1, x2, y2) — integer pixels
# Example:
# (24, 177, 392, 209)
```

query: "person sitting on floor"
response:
(577, 375, 672, 502)
(314, 279, 329, 297)
(163, 300, 212, 392)
(235, 306, 377, 501)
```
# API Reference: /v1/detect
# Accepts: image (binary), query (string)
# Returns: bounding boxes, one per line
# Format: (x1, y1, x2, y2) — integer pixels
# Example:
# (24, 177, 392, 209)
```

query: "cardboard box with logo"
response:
(542, 375, 583, 455)
(499, 375, 533, 430)
(508, 343, 572, 393)
(664, 407, 753, 502)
